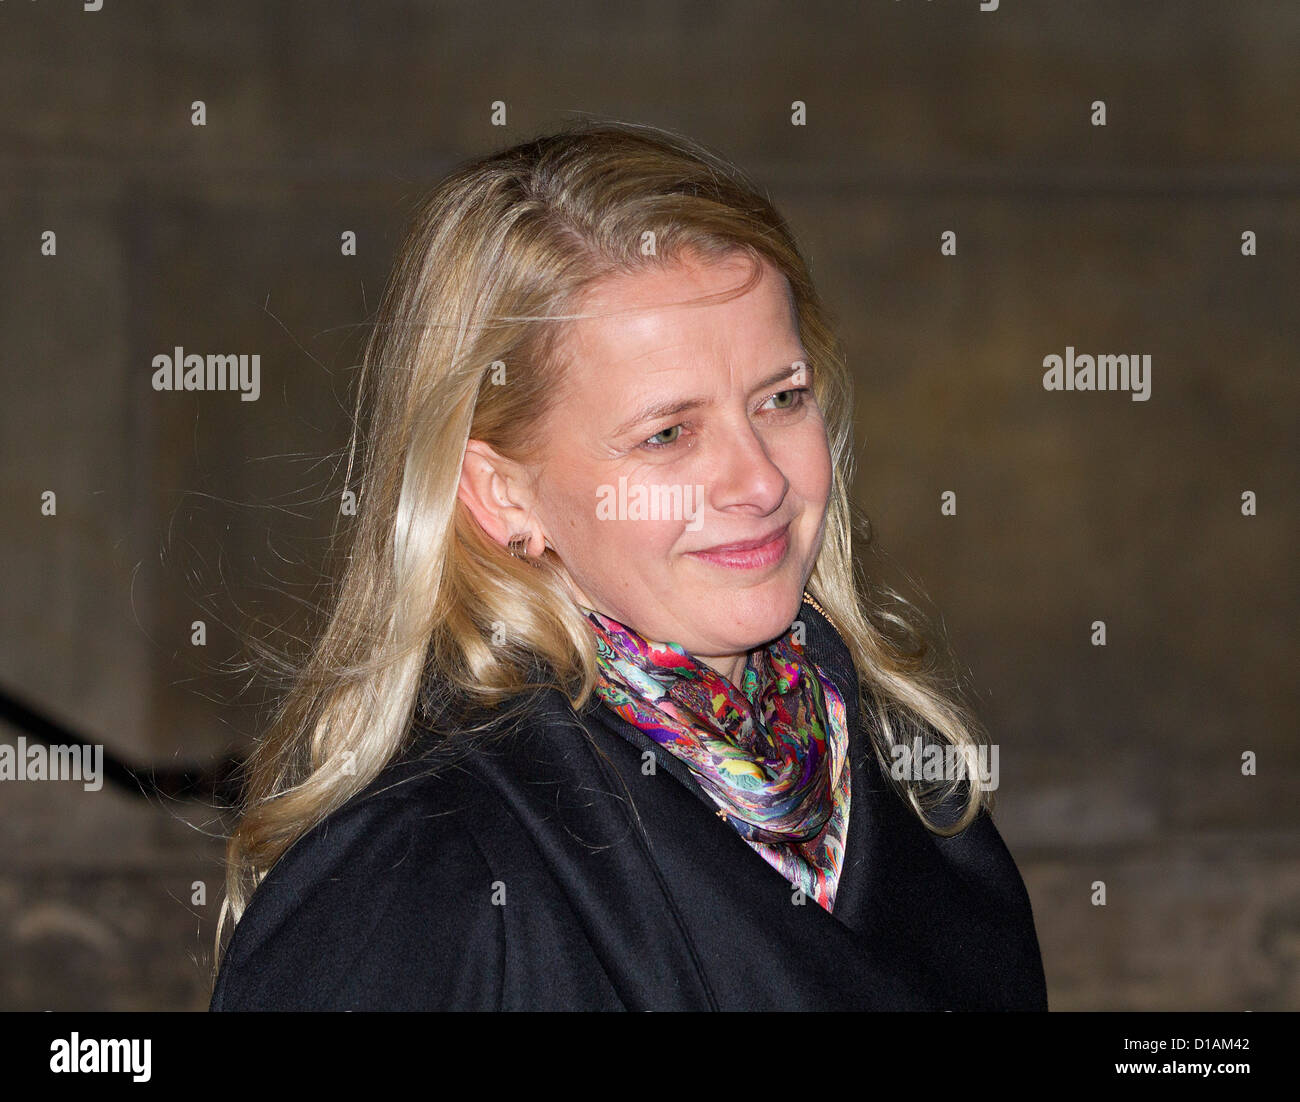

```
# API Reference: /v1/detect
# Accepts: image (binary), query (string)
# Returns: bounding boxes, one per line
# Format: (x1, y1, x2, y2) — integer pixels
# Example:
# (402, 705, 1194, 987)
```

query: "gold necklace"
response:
(801, 589, 839, 631)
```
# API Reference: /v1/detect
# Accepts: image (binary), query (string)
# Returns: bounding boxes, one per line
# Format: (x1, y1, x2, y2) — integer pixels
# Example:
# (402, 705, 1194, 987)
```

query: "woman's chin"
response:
(703, 585, 806, 650)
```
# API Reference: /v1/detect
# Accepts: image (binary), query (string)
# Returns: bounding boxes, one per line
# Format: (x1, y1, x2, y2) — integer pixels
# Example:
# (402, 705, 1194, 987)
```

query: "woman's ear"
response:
(457, 438, 545, 553)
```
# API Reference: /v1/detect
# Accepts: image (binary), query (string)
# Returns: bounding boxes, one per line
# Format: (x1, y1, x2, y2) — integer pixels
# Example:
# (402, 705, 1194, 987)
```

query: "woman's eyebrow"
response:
(609, 361, 811, 437)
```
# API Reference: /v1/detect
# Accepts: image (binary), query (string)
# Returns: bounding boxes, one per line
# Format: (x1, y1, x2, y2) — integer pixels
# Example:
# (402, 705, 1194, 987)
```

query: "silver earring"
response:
(507, 532, 530, 559)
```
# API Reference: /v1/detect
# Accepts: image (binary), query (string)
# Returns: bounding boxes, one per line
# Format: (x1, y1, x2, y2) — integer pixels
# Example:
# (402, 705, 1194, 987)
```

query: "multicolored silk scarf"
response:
(582, 606, 851, 912)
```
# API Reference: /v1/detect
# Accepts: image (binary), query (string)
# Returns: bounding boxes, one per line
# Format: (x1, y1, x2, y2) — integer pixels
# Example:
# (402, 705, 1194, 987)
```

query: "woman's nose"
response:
(705, 418, 788, 515)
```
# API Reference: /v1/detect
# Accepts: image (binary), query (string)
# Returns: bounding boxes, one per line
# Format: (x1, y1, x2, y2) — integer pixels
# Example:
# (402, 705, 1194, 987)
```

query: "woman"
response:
(209, 121, 1048, 1011)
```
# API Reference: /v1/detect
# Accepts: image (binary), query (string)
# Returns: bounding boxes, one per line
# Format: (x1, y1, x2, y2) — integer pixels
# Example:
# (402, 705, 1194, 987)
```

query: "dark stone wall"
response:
(1, 0, 1296, 1010)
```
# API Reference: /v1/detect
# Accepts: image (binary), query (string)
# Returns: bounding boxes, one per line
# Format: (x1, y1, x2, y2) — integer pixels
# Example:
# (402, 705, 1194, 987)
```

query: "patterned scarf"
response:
(582, 606, 851, 912)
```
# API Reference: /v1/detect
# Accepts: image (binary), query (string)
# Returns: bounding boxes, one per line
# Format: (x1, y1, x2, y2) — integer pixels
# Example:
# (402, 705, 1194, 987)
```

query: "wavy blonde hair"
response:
(215, 119, 992, 972)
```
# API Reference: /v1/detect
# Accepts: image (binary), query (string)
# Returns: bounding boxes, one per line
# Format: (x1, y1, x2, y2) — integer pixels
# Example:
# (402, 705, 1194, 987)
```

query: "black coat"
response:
(210, 598, 1048, 1011)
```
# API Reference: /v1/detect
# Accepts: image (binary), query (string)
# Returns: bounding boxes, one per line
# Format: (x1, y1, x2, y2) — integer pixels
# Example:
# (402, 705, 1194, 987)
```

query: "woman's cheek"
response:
(777, 427, 829, 502)
(817, 443, 834, 505)
(804, 420, 834, 502)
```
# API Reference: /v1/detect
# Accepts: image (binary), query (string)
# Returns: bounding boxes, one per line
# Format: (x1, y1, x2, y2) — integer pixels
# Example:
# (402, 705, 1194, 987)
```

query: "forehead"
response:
(556, 251, 799, 375)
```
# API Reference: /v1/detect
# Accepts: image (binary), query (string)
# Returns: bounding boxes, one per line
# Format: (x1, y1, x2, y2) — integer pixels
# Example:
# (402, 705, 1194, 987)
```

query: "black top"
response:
(210, 599, 1048, 1011)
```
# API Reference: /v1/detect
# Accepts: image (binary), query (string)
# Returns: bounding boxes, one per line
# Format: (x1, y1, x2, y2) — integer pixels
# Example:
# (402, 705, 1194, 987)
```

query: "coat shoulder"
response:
(210, 754, 510, 1011)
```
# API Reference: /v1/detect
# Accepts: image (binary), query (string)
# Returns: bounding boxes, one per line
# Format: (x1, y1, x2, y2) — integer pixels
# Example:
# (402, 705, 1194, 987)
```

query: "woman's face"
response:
(529, 249, 834, 673)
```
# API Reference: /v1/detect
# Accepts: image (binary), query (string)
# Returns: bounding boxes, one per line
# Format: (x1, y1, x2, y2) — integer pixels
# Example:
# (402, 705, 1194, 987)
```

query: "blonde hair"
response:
(214, 119, 992, 972)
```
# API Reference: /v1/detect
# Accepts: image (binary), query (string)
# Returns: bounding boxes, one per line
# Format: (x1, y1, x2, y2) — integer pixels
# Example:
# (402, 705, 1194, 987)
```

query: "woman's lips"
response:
(687, 523, 791, 570)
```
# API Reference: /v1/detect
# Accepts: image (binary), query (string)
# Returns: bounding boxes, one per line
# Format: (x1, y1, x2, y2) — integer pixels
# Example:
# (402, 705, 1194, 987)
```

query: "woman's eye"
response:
(765, 387, 809, 411)
(644, 424, 682, 448)
(639, 388, 809, 450)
